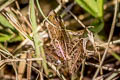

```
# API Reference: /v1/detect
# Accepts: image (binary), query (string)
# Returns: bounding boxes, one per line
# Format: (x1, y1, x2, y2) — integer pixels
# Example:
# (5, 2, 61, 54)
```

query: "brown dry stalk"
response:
(93, 0, 118, 79)
(27, 53, 32, 80)
(18, 53, 27, 80)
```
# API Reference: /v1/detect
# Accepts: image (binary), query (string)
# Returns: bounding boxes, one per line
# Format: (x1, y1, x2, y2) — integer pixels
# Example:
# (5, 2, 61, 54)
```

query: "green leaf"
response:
(75, 0, 104, 18)
(8, 35, 22, 42)
(0, 29, 22, 42)
(112, 52, 120, 61)
(75, 0, 97, 17)
(89, 19, 104, 33)
(0, 32, 12, 42)
(84, 0, 98, 14)
(97, 0, 104, 18)
(0, 13, 16, 32)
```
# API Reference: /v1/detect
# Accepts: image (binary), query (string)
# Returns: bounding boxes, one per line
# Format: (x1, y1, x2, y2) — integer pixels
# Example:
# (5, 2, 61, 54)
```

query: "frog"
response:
(44, 10, 86, 74)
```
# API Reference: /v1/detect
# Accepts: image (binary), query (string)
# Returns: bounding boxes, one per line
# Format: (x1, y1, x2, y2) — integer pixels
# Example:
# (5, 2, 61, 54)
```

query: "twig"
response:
(85, 62, 120, 72)
(80, 59, 86, 80)
(0, 58, 42, 65)
(62, 3, 86, 29)
(47, 62, 66, 80)
(12, 62, 18, 80)
(93, 0, 118, 79)
(18, 54, 27, 80)
(0, 0, 15, 11)
(27, 53, 32, 80)
(15, 0, 20, 10)
(99, 39, 120, 47)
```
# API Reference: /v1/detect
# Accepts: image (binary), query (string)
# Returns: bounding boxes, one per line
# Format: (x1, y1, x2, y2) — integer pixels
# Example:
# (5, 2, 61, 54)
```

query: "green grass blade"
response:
(97, 0, 104, 18)
(0, 33, 12, 42)
(84, 0, 98, 14)
(112, 52, 120, 61)
(29, 0, 48, 75)
(75, 0, 104, 18)
(0, 13, 16, 32)
(89, 19, 104, 33)
(75, 0, 97, 17)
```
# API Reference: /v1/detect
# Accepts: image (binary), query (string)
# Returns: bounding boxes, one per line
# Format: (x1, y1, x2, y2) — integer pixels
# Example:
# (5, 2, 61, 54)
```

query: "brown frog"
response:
(45, 11, 86, 73)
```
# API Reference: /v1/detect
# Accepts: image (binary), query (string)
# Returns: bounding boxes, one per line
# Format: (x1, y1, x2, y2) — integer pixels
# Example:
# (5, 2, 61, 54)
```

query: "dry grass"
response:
(0, 0, 120, 80)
